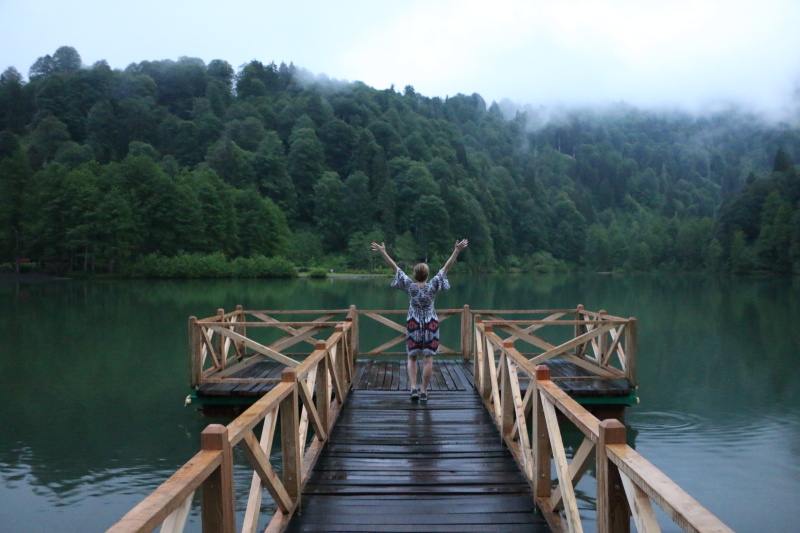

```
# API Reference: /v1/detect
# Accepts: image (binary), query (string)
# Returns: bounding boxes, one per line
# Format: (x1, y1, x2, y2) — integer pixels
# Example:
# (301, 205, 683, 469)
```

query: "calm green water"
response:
(1, 274, 798, 532)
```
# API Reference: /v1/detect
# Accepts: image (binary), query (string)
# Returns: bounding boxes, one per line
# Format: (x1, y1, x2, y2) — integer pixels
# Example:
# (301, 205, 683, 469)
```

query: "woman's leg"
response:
(407, 355, 418, 391)
(421, 355, 433, 394)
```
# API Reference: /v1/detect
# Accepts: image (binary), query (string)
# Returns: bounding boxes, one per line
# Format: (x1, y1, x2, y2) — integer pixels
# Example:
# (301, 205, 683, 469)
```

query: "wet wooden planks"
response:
(196, 359, 285, 397)
(286, 390, 549, 533)
(351, 359, 474, 391)
(196, 358, 631, 400)
(540, 359, 633, 397)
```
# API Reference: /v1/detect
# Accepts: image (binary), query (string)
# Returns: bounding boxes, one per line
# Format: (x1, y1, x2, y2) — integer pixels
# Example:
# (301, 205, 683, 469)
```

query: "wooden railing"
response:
(474, 321, 732, 533)
(188, 307, 354, 388)
(188, 305, 474, 389)
(353, 304, 473, 358)
(473, 305, 638, 387)
(108, 319, 354, 533)
(188, 305, 627, 385)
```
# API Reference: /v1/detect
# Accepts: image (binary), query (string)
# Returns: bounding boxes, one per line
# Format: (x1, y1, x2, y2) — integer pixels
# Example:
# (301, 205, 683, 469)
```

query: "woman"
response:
(371, 239, 468, 402)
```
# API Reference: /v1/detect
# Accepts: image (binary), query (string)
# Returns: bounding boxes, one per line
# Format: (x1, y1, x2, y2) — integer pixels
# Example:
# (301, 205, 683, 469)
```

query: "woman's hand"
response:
(371, 242, 399, 272)
(442, 239, 468, 274)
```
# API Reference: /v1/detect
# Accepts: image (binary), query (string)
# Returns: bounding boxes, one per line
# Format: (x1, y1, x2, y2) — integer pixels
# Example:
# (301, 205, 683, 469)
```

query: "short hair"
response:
(413, 263, 429, 282)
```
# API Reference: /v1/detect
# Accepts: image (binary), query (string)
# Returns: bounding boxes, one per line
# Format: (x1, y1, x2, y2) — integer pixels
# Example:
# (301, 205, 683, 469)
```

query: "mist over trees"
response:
(2, 45, 800, 275)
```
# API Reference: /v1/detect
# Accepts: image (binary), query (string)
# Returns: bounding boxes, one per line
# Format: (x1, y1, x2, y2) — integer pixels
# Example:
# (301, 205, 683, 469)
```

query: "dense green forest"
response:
(1, 46, 800, 276)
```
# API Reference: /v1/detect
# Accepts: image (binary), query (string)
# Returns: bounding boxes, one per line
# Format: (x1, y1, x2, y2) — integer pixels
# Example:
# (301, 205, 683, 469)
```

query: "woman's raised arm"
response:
(442, 239, 468, 274)
(371, 242, 400, 273)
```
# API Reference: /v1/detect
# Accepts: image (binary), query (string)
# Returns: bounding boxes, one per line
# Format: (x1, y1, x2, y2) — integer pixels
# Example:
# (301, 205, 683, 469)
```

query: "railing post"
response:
(201, 424, 235, 533)
(189, 316, 200, 388)
(597, 419, 629, 533)
(338, 324, 353, 391)
(349, 305, 359, 360)
(315, 343, 331, 433)
(574, 304, 584, 337)
(235, 305, 246, 359)
(473, 315, 482, 391)
(280, 368, 301, 509)
(328, 334, 343, 402)
(625, 317, 638, 387)
(598, 310, 608, 361)
(461, 305, 472, 360)
(216, 308, 225, 366)
(533, 365, 551, 499)
(501, 339, 515, 437)
(574, 304, 585, 358)
(480, 323, 493, 403)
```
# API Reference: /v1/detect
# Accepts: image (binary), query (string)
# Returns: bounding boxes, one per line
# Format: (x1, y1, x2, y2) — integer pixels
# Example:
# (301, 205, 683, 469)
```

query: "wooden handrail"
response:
(472, 320, 732, 533)
(109, 319, 355, 533)
(189, 308, 353, 387)
(106, 449, 222, 533)
(473, 308, 637, 385)
(606, 444, 733, 533)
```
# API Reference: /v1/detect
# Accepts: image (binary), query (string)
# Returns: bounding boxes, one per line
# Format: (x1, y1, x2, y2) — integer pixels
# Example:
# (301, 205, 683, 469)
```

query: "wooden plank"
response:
(362, 311, 406, 333)
(597, 421, 630, 533)
(607, 444, 735, 533)
(537, 380, 601, 442)
(241, 408, 277, 533)
(158, 491, 193, 533)
(241, 431, 293, 513)
(298, 377, 328, 442)
(542, 396, 583, 533)
(226, 383, 294, 445)
(560, 353, 622, 379)
(619, 470, 662, 533)
(550, 436, 595, 511)
(446, 360, 473, 390)
(200, 425, 235, 533)
(363, 334, 406, 355)
(257, 315, 334, 352)
(106, 452, 220, 533)
(529, 323, 616, 365)
(210, 326, 299, 368)
(506, 357, 532, 479)
(280, 371, 301, 505)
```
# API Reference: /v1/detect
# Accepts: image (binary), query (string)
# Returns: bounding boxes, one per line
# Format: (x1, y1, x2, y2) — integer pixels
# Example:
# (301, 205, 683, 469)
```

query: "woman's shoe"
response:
(411, 388, 419, 401)
(419, 392, 428, 403)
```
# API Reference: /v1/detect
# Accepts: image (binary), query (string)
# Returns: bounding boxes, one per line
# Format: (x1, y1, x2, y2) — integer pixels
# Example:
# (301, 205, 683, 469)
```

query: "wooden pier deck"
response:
(288, 388, 549, 532)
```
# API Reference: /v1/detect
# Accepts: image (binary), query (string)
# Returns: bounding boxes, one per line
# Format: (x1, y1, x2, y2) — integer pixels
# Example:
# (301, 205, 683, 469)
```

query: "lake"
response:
(1, 274, 798, 532)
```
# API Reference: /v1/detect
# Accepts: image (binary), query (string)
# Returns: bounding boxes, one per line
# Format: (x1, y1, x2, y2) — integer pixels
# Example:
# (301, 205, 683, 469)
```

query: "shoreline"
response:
(0, 272, 71, 283)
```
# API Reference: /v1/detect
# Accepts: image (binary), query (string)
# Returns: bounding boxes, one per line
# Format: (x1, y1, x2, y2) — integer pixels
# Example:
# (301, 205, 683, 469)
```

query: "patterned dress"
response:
(391, 268, 450, 356)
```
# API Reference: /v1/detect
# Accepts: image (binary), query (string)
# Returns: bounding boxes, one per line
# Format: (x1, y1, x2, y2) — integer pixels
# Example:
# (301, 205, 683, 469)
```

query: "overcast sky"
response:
(2, 0, 800, 117)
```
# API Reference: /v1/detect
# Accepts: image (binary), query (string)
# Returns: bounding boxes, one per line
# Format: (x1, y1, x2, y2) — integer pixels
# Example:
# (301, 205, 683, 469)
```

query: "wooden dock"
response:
(288, 388, 548, 532)
(109, 305, 733, 533)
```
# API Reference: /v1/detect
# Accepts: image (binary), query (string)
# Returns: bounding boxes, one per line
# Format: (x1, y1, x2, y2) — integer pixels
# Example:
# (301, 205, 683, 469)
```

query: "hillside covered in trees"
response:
(1, 46, 800, 276)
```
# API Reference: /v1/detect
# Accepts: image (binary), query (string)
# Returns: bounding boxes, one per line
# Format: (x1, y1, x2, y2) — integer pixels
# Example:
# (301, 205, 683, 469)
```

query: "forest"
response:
(1, 45, 800, 277)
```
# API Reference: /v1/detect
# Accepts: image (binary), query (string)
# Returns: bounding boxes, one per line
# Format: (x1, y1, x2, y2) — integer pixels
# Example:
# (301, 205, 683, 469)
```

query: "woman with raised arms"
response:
(371, 239, 468, 402)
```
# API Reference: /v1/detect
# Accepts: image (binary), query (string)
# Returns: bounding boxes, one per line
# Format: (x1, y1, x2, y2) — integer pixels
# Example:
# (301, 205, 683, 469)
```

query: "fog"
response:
(2, 0, 799, 118)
